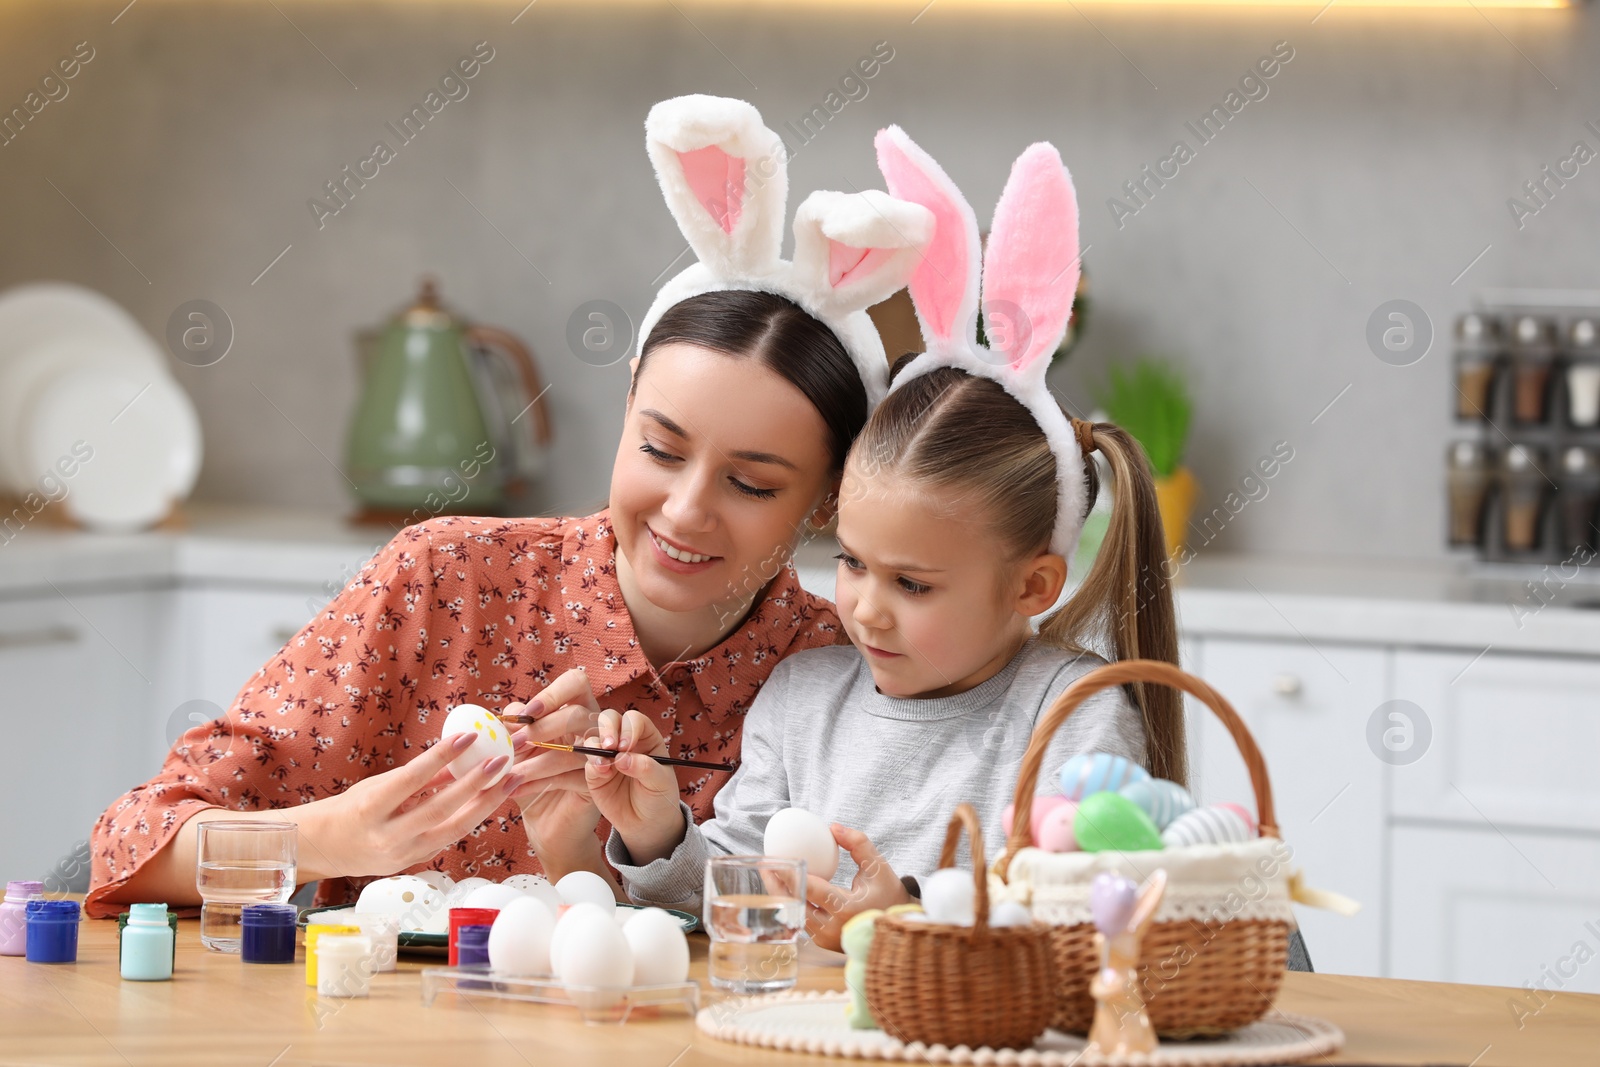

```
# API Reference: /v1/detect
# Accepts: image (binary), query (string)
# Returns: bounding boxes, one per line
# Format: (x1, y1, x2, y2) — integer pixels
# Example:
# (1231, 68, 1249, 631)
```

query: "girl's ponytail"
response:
(1038, 421, 1187, 786)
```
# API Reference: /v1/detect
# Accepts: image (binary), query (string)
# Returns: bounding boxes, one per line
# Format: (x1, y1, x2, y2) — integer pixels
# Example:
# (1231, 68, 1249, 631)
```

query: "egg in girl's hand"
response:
(920, 869, 976, 926)
(763, 808, 840, 880)
(557, 905, 636, 1009)
(487, 896, 556, 977)
(463, 882, 527, 911)
(622, 908, 691, 986)
(556, 871, 616, 915)
(439, 704, 514, 786)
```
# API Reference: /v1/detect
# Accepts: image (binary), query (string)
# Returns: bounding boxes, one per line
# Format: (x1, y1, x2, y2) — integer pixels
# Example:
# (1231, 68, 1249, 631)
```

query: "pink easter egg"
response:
(1036, 801, 1080, 852)
(1217, 802, 1257, 835)
(1002, 795, 1070, 845)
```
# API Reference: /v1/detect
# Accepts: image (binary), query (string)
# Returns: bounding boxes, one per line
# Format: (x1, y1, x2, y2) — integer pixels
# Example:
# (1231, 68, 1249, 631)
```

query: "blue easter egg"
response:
(1057, 752, 1150, 802)
(1119, 778, 1195, 830)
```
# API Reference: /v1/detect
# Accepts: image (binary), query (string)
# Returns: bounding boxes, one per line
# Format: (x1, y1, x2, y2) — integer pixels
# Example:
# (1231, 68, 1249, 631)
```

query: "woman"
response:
(86, 94, 931, 916)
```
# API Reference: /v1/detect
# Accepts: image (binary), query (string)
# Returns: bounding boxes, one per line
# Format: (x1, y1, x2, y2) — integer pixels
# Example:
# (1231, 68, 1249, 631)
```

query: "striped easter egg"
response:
(1160, 804, 1255, 848)
(1119, 778, 1195, 831)
(1057, 752, 1150, 802)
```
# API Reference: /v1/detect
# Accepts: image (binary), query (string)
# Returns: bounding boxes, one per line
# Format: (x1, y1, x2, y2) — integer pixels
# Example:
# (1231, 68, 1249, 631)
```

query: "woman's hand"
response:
(307, 732, 525, 879)
(803, 824, 912, 952)
(501, 669, 610, 874)
(583, 708, 685, 865)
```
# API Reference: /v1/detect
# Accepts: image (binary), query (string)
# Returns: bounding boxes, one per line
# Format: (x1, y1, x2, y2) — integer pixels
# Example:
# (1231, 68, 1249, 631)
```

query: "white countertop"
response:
(3, 505, 1597, 657)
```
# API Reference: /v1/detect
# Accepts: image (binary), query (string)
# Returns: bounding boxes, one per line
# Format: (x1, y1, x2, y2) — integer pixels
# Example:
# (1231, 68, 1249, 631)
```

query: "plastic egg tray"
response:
(419, 965, 700, 1025)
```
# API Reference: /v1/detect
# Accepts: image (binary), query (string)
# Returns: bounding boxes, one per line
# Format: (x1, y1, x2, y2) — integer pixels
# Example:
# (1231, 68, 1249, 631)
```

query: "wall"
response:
(1, 0, 1596, 561)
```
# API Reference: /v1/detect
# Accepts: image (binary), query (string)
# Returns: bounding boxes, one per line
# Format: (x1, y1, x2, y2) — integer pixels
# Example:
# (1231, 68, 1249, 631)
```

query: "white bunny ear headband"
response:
(638, 95, 935, 410)
(875, 125, 1090, 562)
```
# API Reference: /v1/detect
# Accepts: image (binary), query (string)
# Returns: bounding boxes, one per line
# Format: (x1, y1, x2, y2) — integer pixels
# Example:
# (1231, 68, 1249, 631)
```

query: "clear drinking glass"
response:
(195, 821, 298, 952)
(703, 856, 806, 994)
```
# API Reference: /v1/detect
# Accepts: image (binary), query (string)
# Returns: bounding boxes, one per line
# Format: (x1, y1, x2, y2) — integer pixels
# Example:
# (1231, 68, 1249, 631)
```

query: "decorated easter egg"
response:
(487, 896, 556, 977)
(1119, 778, 1195, 831)
(1001, 794, 1070, 845)
(1161, 804, 1254, 848)
(1035, 801, 1080, 853)
(1073, 792, 1164, 853)
(355, 875, 447, 933)
(463, 882, 527, 912)
(1057, 752, 1150, 801)
(764, 808, 840, 880)
(504, 873, 563, 911)
(439, 703, 514, 786)
(920, 868, 976, 926)
(410, 870, 455, 893)
(622, 908, 690, 986)
(1216, 802, 1258, 835)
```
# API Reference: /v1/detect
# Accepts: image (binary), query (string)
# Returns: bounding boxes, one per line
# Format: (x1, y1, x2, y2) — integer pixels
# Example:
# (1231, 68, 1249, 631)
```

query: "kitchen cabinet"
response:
(176, 585, 329, 710)
(1187, 636, 1387, 979)
(1389, 824, 1600, 995)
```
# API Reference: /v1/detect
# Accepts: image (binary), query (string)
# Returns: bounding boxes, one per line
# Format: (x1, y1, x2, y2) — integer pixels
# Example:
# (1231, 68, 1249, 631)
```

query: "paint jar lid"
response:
(242, 903, 298, 927)
(128, 903, 169, 927)
(4, 881, 43, 903)
(25, 899, 80, 921)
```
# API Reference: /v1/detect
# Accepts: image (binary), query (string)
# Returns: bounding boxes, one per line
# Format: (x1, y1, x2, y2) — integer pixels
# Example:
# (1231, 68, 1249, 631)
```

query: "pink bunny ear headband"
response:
(875, 125, 1091, 562)
(638, 95, 936, 410)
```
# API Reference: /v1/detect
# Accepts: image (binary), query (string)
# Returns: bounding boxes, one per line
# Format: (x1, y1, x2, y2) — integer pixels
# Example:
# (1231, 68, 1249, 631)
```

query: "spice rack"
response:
(1449, 291, 1600, 566)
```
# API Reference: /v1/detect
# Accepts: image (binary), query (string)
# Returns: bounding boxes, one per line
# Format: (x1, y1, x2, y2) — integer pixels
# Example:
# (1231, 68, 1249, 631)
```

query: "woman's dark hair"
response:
(635, 290, 868, 471)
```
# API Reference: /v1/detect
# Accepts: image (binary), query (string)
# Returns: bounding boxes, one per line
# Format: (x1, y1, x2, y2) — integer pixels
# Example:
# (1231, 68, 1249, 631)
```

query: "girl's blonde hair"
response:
(848, 357, 1187, 786)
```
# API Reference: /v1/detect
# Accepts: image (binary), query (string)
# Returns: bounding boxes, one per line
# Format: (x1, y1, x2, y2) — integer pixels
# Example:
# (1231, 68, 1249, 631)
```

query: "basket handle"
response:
(936, 803, 990, 932)
(998, 659, 1279, 880)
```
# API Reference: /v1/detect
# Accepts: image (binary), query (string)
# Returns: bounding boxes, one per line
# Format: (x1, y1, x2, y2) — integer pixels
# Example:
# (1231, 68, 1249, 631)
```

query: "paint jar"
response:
(1509, 315, 1557, 425)
(304, 922, 361, 987)
(24, 899, 80, 963)
(1501, 444, 1549, 552)
(1446, 440, 1492, 548)
(0, 881, 44, 956)
(456, 924, 492, 968)
(121, 903, 175, 981)
(1566, 318, 1600, 428)
(315, 934, 375, 998)
(117, 910, 179, 970)
(1558, 446, 1600, 554)
(1453, 312, 1501, 421)
(241, 903, 298, 965)
(448, 907, 498, 967)
(351, 913, 399, 973)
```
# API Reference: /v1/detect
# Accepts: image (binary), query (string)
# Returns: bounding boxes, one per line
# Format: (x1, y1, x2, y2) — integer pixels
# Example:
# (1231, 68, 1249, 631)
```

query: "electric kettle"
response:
(344, 279, 552, 521)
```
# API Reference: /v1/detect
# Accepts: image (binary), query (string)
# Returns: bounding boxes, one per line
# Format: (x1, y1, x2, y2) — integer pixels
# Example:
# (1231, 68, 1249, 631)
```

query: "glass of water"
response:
(704, 856, 806, 994)
(196, 821, 297, 952)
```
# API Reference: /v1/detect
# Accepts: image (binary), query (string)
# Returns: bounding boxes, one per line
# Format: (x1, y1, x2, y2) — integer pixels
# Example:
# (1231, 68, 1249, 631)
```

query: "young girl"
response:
(582, 127, 1186, 949)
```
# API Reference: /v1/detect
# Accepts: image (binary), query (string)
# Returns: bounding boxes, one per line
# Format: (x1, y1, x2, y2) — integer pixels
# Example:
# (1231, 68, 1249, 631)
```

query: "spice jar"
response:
(1501, 444, 1549, 553)
(1453, 312, 1502, 421)
(1447, 441, 1492, 547)
(1557, 446, 1600, 554)
(1509, 315, 1557, 425)
(1566, 318, 1600, 428)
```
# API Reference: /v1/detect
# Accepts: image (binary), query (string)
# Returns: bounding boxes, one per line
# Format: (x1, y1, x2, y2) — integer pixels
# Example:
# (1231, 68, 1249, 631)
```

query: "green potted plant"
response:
(1094, 358, 1196, 559)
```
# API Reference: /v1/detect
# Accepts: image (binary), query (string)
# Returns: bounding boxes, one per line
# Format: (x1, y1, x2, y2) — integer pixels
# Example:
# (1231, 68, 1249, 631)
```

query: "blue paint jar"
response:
(25, 899, 80, 963)
(241, 903, 298, 964)
(121, 903, 174, 981)
(455, 923, 491, 967)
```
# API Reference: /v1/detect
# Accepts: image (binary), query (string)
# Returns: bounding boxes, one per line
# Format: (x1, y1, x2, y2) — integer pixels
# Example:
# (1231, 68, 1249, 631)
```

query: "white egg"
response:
(921, 869, 976, 926)
(487, 897, 556, 977)
(763, 808, 839, 880)
(556, 870, 616, 914)
(444, 876, 492, 909)
(988, 900, 1033, 928)
(504, 874, 563, 911)
(355, 875, 447, 933)
(439, 703, 515, 786)
(410, 870, 456, 893)
(462, 882, 527, 912)
(558, 907, 635, 1009)
(622, 908, 690, 986)
(549, 901, 609, 974)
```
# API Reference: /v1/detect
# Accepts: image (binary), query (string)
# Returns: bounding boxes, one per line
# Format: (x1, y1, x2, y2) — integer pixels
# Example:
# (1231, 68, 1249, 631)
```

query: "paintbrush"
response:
(498, 716, 736, 773)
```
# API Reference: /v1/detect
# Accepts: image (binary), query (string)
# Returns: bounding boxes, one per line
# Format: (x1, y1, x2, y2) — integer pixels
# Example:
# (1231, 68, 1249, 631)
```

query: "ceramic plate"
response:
(300, 901, 699, 955)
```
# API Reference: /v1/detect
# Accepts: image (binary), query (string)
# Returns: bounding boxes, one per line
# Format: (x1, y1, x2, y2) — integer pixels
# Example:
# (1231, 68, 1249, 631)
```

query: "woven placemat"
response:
(696, 991, 1343, 1066)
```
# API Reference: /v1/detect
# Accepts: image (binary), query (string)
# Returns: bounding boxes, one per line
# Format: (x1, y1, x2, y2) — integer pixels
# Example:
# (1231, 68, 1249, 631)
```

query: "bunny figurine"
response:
(1086, 868, 1169, 1057)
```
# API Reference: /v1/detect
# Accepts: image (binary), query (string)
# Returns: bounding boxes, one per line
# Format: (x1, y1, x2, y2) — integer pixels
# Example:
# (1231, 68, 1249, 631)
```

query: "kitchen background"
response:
(3, 0, 1599, 1001)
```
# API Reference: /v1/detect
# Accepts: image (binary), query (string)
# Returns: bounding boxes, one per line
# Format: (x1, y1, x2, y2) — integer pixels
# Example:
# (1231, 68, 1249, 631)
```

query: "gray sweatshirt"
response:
(606, 638, 1146, 911)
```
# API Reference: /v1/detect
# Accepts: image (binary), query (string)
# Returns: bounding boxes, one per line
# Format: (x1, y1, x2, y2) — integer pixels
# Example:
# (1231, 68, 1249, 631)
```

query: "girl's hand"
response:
(501, 669, 608, 872)
(583, 709, 685, 865)
(312, 732, 525, 878)
(803, 824, 912, 952)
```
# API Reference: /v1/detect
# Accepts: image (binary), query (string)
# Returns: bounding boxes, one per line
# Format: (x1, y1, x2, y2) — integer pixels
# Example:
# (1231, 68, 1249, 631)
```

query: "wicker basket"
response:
(865, 804, 1057, 1050)
(995, 659, 1293, 1037)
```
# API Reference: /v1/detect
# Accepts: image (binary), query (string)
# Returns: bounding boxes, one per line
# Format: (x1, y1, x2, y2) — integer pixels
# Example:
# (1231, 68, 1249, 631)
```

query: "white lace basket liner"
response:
(994, 659, 1318, 1036)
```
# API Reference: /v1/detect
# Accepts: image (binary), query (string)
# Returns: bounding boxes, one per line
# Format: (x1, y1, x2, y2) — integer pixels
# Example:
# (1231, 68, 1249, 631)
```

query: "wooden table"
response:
(0, 915, 1594, 1066)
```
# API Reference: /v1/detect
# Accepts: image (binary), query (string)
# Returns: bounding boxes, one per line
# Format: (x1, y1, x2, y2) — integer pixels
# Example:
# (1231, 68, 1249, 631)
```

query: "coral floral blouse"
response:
(86, 510, 845, 918)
